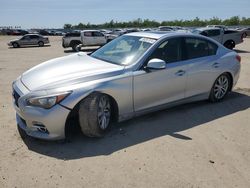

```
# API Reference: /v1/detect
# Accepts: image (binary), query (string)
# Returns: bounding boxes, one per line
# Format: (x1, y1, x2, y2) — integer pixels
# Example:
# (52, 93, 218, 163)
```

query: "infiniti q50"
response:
(12, 32, 241, 140)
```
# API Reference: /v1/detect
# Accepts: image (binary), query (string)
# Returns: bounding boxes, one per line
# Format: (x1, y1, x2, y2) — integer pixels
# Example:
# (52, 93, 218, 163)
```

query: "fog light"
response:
(32, 121, 49, 134)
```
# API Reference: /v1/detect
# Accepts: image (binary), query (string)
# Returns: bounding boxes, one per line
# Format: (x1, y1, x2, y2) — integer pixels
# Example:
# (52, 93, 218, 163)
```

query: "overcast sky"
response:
(1, 0, 250, 29)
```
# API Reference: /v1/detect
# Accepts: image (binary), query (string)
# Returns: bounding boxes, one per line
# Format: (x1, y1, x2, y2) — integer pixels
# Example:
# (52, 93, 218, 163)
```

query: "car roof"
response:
(125, 31, 197, 40)
(81, 30, 100, 32)
(195, 27, 221, 31)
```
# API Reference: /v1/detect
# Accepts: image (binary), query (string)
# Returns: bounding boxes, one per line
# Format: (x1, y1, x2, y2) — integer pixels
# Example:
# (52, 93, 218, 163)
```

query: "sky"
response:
(0, 0, 250, 29)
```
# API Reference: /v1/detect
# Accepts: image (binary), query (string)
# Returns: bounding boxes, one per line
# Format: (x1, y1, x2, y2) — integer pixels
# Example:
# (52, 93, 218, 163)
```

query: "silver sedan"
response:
(12, 31, 241, 140)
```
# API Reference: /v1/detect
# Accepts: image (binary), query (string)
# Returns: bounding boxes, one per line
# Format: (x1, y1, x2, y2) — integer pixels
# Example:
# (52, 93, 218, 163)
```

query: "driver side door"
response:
(133, 37, 187, 112)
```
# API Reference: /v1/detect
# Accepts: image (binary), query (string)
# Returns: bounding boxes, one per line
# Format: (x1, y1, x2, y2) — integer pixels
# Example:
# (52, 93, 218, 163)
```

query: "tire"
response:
(12, 42, 19, 48)
(209, 73, 231, 102)
(224, 40, 235, 50)
(72, 43, 80, 52)
(78, 93, 111, 137)
(38, 41, 44, 47)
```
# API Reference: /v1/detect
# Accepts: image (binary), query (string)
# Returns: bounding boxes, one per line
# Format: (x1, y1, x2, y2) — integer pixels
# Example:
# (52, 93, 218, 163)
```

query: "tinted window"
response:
(93, 31, 104, 37)
(30, 35, 39, 39)
(224, 30, 238, 34)
(84, 32, 93, 37)
(65, 32, 80, 37)
(21, 36, 30, 40)
(207, 29, 220, 36)
(149, 38, 182, 63)
(208, 41, 218, 55)
(200, 31, 208, 36)
(184, 38, 209, 59)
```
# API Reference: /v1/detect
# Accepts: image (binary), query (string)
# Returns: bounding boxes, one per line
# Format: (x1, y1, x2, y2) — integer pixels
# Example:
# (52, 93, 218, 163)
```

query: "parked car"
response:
(7, 34, 49, 48)
(193, 27, 244, 49)
(62, 31, 82, 51)
(75, 30, 107, 51)
(235, 27, 250, 38)
(12, 32, 241, 140)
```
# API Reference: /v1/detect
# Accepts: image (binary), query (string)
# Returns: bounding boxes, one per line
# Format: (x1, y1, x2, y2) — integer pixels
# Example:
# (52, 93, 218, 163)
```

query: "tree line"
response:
(64, 16, 250, 29)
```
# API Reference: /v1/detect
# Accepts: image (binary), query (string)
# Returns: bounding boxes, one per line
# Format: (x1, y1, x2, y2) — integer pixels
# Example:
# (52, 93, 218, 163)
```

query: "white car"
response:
(193, 27, 244, 49)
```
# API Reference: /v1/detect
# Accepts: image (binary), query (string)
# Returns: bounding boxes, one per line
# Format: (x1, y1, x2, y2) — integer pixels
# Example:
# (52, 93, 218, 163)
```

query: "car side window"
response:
(93, 32, 104, 37)
(148, 37, 182, 63)
(21, 36, 30, 40)
(84, 32, 92, 37)
(30, 35, 39, 39)
(183, 38, 209, 60)
(207, 29, 220, 36)
(208, 41, 218, 55)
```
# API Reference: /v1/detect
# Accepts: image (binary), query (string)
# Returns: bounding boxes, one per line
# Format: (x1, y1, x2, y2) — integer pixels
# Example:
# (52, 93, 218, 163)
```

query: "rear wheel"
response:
(224, 40, 235, 50)
(38, 41, 44, 47)
(72, 43, 81, 52)
(209, 73, 231, 102)
(78, 93, 111, 137)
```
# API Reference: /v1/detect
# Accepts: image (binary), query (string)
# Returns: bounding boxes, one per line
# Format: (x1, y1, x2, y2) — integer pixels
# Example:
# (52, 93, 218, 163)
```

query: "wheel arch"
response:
(69, 40, 82, 47)
(64, 91, 119, 138)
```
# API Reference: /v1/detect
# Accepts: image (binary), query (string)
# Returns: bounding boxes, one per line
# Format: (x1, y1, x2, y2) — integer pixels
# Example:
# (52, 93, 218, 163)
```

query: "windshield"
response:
(192, 29, 201, 34)
(91, 35, 156, 65)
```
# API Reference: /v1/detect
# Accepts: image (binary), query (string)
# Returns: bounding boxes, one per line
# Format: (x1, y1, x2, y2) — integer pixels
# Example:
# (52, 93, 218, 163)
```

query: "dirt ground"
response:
(0, 36, 249, 188)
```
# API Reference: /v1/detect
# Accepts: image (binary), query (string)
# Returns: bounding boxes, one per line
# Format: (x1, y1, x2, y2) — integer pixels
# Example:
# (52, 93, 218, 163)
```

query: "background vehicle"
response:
(7, 34, 49, 48)
(193, 27, 244, 49)
(62, 31, 81, 51)
(76, 30, 107, 51)
(12, 32, 241, 140)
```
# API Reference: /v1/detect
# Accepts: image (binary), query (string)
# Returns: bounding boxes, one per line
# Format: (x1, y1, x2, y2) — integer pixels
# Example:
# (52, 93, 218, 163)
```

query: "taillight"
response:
(236, 55, 241, 63)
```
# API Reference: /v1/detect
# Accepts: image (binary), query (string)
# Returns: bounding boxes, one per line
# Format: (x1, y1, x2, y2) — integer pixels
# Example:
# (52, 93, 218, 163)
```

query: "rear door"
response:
(19, 35, 31, 45)
(93, 31, 106, 45)
(29, 35, 39, 45)
(82, 31, 94, 46)
(183, 37, 220, 97)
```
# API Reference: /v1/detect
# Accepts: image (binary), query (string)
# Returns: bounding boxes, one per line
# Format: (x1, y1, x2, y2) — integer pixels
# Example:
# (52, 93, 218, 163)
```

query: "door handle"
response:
(212, 62, 219, 68)
(175, 70, 186, 76)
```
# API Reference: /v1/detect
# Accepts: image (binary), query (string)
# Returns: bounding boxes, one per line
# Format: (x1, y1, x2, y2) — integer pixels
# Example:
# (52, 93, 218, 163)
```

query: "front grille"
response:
(13, 89, 20, 107)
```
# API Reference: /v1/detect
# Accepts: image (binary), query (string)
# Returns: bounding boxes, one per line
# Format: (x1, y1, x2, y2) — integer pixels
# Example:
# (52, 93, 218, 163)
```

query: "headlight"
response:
(26, 92, 71, 109)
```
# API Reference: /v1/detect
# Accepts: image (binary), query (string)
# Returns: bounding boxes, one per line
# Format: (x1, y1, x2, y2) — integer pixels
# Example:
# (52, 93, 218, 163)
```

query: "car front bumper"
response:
(13, 79, 71, 140)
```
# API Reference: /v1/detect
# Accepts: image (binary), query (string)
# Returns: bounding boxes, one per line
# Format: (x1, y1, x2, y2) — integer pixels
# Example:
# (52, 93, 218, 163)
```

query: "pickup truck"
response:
(62, 31, 81, 51)
(76, 30, 107, 51)
(62, 30, 107, 52)
(193, 27, 244, 49)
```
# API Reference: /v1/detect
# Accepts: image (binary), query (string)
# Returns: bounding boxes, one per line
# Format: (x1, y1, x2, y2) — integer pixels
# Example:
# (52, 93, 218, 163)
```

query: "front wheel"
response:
(209, 74, 231, 102)
(12, 42, 19, 48)
(78, 93, 111, 137)
(38, 41, 44, 47)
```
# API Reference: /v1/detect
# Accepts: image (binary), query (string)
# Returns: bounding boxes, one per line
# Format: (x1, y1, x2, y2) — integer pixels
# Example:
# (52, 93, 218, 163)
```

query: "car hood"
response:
(10, 39, 19, 42)
(21, 52, 124, 91)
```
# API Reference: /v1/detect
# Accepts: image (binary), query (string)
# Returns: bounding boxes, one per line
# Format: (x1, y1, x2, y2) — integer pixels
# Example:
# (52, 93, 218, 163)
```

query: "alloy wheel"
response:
(97, 96, 111, 130)
(213, 75, 229, 100)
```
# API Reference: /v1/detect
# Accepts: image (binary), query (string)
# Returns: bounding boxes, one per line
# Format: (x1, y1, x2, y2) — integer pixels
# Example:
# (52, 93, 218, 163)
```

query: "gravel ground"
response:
(0, 36, 250, 188)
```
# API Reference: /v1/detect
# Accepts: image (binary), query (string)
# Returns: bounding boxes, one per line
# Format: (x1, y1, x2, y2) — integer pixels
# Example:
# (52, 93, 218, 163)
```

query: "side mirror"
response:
(146, 58, 166, 70)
